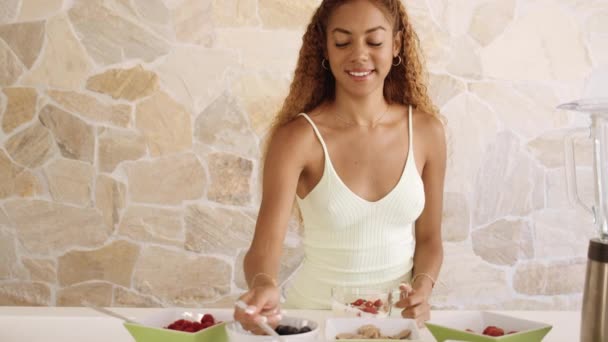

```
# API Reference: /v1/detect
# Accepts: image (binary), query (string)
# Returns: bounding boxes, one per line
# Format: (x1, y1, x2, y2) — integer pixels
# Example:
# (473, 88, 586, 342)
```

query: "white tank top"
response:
(284, 106, 426, 309)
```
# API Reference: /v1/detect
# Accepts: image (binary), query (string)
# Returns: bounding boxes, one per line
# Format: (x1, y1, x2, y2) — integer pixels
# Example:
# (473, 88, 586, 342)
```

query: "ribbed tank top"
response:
(283, 106, 426, 309)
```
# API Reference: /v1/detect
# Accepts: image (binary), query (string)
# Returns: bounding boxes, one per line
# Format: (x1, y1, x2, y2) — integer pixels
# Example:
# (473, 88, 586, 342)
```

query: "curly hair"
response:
(267, 0, 438, 142)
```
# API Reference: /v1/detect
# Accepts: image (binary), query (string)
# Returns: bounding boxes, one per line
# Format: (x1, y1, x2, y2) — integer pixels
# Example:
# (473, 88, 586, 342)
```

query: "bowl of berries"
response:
(225, 316, 319, 341)
(425, 311, 552, 342)
(123, 308, 230, 342)
(331, 286, 394, 318)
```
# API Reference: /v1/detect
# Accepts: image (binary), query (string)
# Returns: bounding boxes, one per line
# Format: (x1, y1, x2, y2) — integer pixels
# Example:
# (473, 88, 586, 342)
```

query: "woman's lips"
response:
(346, 69, 374, 81)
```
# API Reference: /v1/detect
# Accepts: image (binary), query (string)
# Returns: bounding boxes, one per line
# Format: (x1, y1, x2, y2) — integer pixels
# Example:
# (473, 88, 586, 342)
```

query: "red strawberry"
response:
(373, 299, 383, 307)
(351, 299, 365, 306)
(201, 314, 215, 324)
(483, 326, 505, 336)
(364, 301, 374, 308)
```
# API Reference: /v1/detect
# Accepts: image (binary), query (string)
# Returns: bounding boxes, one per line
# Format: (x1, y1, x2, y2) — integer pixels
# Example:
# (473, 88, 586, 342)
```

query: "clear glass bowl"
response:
(330, 286, 394, 318)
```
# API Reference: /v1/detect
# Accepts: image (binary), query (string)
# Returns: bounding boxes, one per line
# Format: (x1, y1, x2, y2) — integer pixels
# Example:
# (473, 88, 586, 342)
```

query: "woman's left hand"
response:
(393, 282, 432, 328)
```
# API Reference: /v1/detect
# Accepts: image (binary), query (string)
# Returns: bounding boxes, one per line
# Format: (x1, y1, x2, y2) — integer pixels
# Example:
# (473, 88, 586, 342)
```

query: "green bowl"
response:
(425, 311, 552, 342)
(123, 308, 230, 342)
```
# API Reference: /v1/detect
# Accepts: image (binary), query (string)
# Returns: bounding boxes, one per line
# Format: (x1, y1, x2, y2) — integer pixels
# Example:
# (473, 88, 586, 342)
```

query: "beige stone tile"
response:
(5, 122, 56, 168)
(39, 104, 95, 163)
(195, 92, 259, 158)
(514, 260, 586, 295)
(0, 230, 18, 280)
(57, 282, 113, 307)
(136, 92, 192, 157)
(532, 208, 595, 259)
(431, 242, 511, 307)
(468, 0, 515, 46)
(155, 45, 238, 113)
(470, 82, 568, 140)
(0, 21, 45, 69)
(0, 282, 51, 306)
(0, 149, 21, 198)
(114, 287, 161, 307)
(184, 205, 255, 255)
(47, 90, 131, 128)
(13, 170, 44, 198)
(2, 87, 37, 134)
(18, 0, 63, 21)
(118, 206, 183, 246)
(86, 65, 159, 101)
(95, 175, 126, 233)
(441, 192, 469, 242)
(215, 29, 301, 72)
(405, 0, 451, 70)
(98, 129, 147, 173)
(472, 132, 544, 226)
(133, 246, 231, 305)
(428, 73, 465, 109)
(44, 159, 93, 206)
(0, 0, 19, 23)
(68, 1, 170, 65)
(207, 152, 252, 205)
(133, 0, 169, 25)
(58, 240, 140, 287)
(0, 38, 23, 86)
(442, 94, 499, 194)
(441, 0, 485, 36)
(170, 0, 214, 46)
(480, 2, 590, 81)
(127, 154, 205, 205)
(22, 258, 57, 283)
(211, 0, 258, 27)
(231, 72, 290, 136)
(472, 219, 534, 266)
(5, 199, 110, 254)
(204, 294, 241, 308)
(22, 15, 92, 89)
(259, 0, 318, 29)
(446, 36, 482, 79)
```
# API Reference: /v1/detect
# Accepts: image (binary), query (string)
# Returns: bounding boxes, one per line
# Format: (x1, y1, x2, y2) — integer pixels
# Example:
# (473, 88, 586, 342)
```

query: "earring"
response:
(392, 55, 402, 66)
(322, 58, 330, 70)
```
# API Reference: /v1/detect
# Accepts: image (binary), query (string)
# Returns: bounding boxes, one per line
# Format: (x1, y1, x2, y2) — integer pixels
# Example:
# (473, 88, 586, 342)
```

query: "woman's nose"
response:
(350, 41, 370, 62)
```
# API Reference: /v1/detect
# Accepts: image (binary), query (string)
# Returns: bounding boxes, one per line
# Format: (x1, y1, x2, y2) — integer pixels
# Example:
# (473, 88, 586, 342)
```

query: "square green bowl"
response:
(425, 311, 552, 342)
(123, 308, 230, 342)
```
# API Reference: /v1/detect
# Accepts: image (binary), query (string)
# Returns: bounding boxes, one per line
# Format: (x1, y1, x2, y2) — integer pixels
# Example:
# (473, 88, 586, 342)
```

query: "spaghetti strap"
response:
(298, 113, 330, 157)
(408, 105, 413, 148)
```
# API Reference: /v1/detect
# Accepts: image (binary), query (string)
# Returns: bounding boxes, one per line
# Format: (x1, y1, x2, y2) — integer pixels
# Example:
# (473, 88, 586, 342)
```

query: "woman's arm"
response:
(412, 114, 446, 295)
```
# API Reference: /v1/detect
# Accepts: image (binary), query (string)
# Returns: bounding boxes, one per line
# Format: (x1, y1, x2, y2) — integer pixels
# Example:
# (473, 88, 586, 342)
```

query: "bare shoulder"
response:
(412, 108, 446, 142)
(266, 114, 319, 168)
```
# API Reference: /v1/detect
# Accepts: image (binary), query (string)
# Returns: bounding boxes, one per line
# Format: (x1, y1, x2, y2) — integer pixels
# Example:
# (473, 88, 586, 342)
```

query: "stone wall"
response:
(0, 0, 605, 309)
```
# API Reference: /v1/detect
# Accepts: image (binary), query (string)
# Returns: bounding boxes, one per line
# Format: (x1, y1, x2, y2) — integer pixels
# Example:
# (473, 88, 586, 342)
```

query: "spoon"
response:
(84, 303, 140, 325)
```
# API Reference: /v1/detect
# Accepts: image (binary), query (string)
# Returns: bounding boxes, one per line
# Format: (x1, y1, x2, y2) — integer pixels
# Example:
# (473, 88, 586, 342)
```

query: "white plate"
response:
(325, 317, 422, 341)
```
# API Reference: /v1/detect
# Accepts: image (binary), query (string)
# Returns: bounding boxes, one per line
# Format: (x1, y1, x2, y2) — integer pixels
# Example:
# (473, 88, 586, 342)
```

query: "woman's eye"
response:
(335, 42, 349, 48)
(368, 42, 383, 47)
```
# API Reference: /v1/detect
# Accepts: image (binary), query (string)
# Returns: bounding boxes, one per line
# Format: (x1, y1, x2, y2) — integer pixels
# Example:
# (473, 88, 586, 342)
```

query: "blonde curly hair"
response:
(267, 0, 438, 143)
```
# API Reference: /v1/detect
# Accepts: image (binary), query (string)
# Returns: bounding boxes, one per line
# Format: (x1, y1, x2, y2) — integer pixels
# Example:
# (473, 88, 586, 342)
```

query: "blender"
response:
(559, 97, 608, 342)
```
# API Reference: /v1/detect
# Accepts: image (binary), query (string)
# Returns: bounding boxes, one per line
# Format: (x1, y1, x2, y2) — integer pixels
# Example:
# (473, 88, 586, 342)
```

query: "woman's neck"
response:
(330, 89, 389, 127)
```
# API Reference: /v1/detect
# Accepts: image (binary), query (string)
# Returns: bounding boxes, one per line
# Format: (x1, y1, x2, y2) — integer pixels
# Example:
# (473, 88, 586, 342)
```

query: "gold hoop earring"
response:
(322, 58, 330, 70)
(392, 55, 402, 66)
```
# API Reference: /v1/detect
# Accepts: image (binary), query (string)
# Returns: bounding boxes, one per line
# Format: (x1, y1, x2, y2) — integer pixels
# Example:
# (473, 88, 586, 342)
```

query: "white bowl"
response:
(226, 316, 319, 342)
(325, 317, 422, 341)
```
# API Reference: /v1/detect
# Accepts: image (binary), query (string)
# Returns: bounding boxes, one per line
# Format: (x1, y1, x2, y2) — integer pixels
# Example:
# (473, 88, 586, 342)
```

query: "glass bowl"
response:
(330, 286, 394, 318)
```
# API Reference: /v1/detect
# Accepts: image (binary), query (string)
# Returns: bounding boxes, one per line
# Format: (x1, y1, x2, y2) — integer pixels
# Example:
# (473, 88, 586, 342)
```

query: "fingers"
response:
(400, 301, 430, 322)
(233, 288, 282, 335)
(394, 287, 423, 309)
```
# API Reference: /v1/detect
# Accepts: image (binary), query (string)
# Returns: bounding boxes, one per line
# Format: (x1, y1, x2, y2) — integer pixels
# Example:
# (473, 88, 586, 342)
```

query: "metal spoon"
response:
(235, 300, 286, 342)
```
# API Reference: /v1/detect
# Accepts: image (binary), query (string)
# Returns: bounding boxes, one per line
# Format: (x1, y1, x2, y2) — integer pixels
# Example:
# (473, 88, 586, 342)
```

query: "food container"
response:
(325, 317, 422, 341)
(331, 286, 395, 318)
(225, 315, 319, 342)
(425, 311, 552, 342)
(123, 308, 230, 342)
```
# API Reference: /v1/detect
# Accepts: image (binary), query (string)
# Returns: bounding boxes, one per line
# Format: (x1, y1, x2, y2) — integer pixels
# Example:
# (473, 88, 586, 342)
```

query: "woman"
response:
(234, 0, 446, 332)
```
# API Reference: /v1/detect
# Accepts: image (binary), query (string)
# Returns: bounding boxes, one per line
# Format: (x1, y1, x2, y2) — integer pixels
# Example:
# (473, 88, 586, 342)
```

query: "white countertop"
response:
(0, 307, 580, 342)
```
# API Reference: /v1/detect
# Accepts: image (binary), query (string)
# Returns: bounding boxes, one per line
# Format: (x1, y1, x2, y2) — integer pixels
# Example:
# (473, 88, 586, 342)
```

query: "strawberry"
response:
(483, 326, 505, 336)
(201, 314, 215, 324)
(373, 299, 383, 307)
(361, 306, 378, 314)
(351, 299, 365, 306)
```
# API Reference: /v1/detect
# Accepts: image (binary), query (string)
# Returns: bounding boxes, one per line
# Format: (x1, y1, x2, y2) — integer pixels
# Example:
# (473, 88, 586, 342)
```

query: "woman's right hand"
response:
(233, 285, 283, 335)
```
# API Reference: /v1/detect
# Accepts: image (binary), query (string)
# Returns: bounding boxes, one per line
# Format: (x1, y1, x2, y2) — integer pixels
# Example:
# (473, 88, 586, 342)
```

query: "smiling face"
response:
(325, 0, 402, 99)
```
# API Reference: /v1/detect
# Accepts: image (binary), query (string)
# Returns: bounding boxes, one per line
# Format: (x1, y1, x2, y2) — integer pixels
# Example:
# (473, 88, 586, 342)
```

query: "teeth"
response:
(349, 71, 371, 77)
